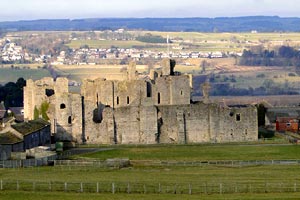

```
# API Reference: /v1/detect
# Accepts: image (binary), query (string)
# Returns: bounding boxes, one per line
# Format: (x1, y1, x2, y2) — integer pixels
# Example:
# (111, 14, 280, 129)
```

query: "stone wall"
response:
(157, 103, 257, 144)
(23, 77, 82, 142)
(23, 60, 258, 145)
(151, 75, 191, 106)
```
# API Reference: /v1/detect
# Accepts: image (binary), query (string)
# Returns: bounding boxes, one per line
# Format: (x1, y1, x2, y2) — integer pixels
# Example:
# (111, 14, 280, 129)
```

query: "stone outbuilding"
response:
(0, 119, 51, 160)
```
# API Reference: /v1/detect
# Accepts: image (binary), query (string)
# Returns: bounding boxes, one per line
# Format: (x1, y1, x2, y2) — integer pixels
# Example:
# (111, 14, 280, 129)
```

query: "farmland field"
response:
(67, 40, 148, 49)
(0, 67, 51, 85)
(1, 144, 300, 198)
(75, 144, 299, 161)
(63, 32, 300, 53)
(2, 191, 300, 200)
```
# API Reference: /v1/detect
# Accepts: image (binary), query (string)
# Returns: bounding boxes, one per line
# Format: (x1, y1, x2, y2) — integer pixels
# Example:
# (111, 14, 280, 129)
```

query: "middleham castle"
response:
(24, 59, 258, 145)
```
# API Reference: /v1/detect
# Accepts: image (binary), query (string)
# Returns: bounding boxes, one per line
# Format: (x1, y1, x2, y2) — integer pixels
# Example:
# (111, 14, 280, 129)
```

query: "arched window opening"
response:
(45, 89, 55, 97)
(60, 103, 66, 109)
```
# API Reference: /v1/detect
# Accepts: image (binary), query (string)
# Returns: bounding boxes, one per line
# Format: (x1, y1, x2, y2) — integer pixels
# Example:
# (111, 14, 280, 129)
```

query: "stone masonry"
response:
(24, 58, 258, 144)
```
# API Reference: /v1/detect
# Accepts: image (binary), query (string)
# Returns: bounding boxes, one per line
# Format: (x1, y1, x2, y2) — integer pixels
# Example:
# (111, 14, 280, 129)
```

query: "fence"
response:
(2, 158, 300, 168)
(54, 158, 130, 168)
(0, 155, 57, 168)
(130, 159, 300, 167)
(0, 179, 299, 194)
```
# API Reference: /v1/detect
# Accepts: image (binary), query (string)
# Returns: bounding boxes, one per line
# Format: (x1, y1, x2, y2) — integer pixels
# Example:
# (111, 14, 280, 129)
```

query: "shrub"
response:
(288, 72, 296, 77)
(258, 128, 274, 138)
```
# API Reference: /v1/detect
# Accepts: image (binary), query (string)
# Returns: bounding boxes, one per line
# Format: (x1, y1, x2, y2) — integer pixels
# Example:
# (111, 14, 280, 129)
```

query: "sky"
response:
(1, 0, 300, 21)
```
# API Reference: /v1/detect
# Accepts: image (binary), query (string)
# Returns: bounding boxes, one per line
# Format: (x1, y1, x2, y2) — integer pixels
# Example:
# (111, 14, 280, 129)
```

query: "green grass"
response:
(2, 191, 300, 200)
(2, 144, 300, 197)
(67, 40, 148, 49)
(1, 165, 300, 184)
(74, 144, 300, 161)
(0, 67, 51, 84)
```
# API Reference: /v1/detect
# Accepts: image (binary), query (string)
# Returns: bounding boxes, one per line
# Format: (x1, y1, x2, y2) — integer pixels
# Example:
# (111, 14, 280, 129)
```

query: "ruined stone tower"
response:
(24, 77, 82, 142)
(23, 59, 258, 145)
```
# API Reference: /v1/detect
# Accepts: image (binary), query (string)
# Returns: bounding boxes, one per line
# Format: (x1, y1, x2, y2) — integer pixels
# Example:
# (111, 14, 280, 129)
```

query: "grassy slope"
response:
(75, 144, 300, 161)
(0, 68, 51, 84)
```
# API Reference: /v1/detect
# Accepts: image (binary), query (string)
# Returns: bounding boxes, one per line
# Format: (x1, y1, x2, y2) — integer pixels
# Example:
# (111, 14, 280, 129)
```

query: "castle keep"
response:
(24, 59, 258, 144)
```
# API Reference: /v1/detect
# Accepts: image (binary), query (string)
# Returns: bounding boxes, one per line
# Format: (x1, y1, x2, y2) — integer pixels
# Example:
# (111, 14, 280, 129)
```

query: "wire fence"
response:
(130, 159, 300, 167)
(2, 157, 300, 168)
(53, 159, 300, 167)
(0, 180, 299, 194)
(0, 155, 57, 168)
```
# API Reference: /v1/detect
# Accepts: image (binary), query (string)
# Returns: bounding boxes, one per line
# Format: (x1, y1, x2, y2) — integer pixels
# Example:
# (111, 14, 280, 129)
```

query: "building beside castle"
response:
(24, 59, 258, 145)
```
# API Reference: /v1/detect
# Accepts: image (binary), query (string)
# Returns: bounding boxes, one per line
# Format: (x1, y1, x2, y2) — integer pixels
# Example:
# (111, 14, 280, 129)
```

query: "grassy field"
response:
(213, 67, 300, 89)
(0, 67, 51, 85)
(64, 32, 300, 53)
(67, 40, 148, 49)
(1, 163, 300, 184)
(1, 144, 300, 198)
(2, 191, 300, 200)
(145, 31, 300, 44)
(129, 31, 300, 52)
(74, 144, 300, 161)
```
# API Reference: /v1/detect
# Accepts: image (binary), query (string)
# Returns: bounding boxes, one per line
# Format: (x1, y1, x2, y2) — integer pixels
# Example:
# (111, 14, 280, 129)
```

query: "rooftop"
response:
(11, 119, 50, 136)
(0, 132, 23, 144)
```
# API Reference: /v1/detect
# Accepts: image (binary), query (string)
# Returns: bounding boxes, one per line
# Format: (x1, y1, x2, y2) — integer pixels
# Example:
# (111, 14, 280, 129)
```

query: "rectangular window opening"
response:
(158, 92, 161, 104)
(236, 114, 241, 121)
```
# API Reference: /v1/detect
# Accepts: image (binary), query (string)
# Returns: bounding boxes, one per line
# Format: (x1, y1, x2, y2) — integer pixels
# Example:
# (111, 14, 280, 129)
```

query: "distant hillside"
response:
(1, 16, 300, 32)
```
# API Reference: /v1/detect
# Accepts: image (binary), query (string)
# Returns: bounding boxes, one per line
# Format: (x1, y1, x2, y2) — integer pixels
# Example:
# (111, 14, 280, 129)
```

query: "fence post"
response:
(294, 182, 297, 192)
(279, 183, 282, 193)
(158, 183, 161, 193)
(96, 182, 99, 193)
(17, 180, 19, 190)
(189, 183, 192, 195)
(0, 180, 2, 190)
(127, 183, 130, 194)
(265, 182, 268, 193)
(80, 182, 83, 193)
(49, 181, 52, 191)
(112, 182, 115, 194)
(33, 182, 36, 191)
(64, 182, 67, 192)
(143, 184, 147, 194)
(174, 184, 177, 194)
(219, 183, 222, 194)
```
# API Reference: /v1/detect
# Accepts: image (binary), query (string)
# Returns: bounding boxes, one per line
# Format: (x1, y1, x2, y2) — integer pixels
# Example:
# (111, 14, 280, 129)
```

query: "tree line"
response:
(239, 45, 300, 67)
(0, 78, 26, 108)
(136, 34, 167, 43)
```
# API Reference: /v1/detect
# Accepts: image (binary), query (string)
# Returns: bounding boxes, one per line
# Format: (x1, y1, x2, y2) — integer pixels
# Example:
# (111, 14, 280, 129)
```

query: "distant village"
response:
(0, 40, 232, 65)
(0, 30, 243, 65)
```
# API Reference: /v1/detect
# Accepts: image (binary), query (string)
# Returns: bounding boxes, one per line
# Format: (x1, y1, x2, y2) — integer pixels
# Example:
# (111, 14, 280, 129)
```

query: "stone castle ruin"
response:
(24, 59, 258, 144)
